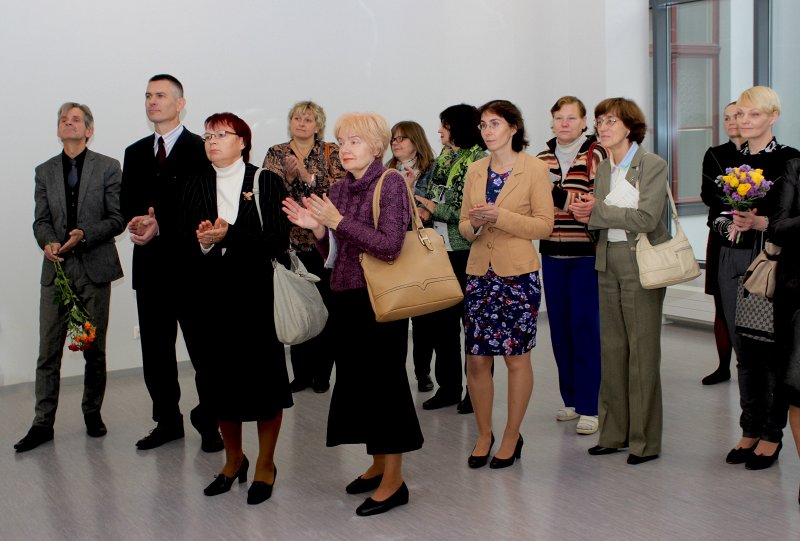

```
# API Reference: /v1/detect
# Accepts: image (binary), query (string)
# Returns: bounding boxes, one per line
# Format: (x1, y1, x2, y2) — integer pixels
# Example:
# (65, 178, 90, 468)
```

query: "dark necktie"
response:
(68, 158, 78, 189)
(157, 136, 166, 164)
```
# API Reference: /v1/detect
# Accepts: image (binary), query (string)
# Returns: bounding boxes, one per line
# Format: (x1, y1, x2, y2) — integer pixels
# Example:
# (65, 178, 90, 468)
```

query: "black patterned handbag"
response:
(735, 267, 775, 343)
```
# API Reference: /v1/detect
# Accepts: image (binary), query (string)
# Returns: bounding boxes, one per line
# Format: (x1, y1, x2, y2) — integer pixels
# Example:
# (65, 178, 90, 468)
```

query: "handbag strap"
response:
(251, 167, 265, 229)
(371, 168, 432, 250)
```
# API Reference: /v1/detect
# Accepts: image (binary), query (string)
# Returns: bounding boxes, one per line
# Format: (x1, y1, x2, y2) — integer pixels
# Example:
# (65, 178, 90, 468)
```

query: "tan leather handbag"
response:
(360, 169, 464, 322)
(636, 183, 701, 289)
(742, 241, 781, 299)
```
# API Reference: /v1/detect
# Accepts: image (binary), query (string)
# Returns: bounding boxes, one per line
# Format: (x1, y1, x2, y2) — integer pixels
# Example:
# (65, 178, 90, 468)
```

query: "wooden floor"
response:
(2, 317, 799, 541)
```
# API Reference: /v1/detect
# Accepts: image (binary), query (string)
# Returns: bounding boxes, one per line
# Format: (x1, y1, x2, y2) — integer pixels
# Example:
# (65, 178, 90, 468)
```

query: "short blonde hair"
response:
(287, 101, 327, 140)
(737, 86, 781, 115)
(333, 112, 391, 158)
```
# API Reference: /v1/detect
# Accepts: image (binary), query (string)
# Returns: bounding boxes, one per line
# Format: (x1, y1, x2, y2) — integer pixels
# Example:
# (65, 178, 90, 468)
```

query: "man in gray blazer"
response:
(14, 102, 124, 452)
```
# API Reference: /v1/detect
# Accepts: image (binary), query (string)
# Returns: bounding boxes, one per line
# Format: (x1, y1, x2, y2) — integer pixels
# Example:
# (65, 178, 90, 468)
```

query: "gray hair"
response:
(58, 102, 94, 131)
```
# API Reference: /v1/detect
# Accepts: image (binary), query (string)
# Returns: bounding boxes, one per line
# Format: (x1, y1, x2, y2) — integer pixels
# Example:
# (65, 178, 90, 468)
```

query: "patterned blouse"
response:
(263, 140, 346, 250)
(425, 144, 487, 251)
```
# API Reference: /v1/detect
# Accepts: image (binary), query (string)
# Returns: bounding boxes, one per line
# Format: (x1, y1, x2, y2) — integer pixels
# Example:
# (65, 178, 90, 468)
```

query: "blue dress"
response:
(464, 168, 542, 356)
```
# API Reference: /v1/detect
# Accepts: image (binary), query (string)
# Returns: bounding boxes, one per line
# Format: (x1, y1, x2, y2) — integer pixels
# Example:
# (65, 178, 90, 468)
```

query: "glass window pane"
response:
(676, 57, 713, 127)
(771, 1, 800, 147)
(676, 2, 713, 44)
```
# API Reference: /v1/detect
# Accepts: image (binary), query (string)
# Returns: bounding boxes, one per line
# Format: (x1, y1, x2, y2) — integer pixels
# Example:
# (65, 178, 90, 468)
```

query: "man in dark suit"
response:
(15, 102, 124, 452)
(122, 74, 222, 452)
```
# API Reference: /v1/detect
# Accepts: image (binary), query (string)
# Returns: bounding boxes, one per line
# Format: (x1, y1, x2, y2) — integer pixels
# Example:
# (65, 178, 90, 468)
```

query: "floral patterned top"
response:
(263, 140, 346, 250)
(425, 144, 487, 251)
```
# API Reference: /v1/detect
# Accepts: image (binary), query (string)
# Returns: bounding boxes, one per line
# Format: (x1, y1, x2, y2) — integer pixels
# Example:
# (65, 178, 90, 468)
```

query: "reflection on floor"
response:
(1, 316, 798, 541)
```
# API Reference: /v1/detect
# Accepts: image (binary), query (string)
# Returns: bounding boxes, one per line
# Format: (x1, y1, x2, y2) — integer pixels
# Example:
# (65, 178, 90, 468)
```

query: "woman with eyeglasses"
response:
(414, 105, 487, 411)
(282, 112, 423, 516)
(263, 101, 345, 394)
(535, 96, 607, 436)
(385, 121, 438, 392)
(459, 100, 554, 469)
(572, 97, 668, 465)
(717, 86, 800, 471)
(186, 113, 292, 505)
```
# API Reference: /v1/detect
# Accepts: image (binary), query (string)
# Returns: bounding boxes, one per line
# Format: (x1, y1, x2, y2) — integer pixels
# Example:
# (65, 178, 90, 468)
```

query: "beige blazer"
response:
(588, 145, 670, 272)
(459, 152, 554, 277)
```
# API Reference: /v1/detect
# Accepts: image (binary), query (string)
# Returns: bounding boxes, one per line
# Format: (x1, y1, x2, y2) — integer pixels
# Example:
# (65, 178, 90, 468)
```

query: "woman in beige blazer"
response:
(571, 97, 669, 465)
(459, 100, 554, 469)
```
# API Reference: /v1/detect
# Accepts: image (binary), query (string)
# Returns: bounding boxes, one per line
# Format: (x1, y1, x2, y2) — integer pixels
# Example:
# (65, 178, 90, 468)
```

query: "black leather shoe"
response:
(588, 445, 621, 456)
(702, 368, 731, 385)
(247, 466, 276, 505)
(417, 375, 434, 392)
(457, 393, 473, 414)
(312, 380, 330, 393)
(84, 412, 107, 438)
(136, 423, 184, 450)
(14, 425, 54, 452)
(468, 433, 495, 469)
(725, 443, 757, 464)
(289, 379, 311, 393)
(745, 441, 782, 470)
(422, 393, 460, 410)
(627, 453, 659, 465)
(189, 410, 223, 452)
(490, 435, 523, 469)
(204, 456, 249, 496)
(346, 474, 383, 494)
(355, 482, 409, 516)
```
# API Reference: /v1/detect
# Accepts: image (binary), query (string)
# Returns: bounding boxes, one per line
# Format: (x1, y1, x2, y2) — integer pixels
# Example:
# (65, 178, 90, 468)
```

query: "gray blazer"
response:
(33, 149, 124, 285)
(588, 145, 670, 272)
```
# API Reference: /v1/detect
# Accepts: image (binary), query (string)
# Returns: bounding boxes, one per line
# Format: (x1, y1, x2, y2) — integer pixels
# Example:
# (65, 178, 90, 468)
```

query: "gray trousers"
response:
(34, 255, 111, 428)
(597, 243, 665, 456)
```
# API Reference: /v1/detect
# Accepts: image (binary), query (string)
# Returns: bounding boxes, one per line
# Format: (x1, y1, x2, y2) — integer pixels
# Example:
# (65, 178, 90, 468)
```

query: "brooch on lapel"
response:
(242, 191, 253, 201)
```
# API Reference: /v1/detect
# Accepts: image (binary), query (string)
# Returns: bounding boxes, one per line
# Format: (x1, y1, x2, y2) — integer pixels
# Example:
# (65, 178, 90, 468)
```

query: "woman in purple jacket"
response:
(283, 112, 423, 517)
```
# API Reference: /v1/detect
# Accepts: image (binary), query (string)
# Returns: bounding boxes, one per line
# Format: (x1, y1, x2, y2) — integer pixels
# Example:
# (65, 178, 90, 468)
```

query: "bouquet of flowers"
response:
(52, 258, 96, 351)
(715, 164, 772, 243)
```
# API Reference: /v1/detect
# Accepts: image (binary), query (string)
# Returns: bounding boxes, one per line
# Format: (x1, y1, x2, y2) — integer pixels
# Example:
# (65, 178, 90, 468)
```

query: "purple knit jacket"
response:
(316, 159, 410, 292)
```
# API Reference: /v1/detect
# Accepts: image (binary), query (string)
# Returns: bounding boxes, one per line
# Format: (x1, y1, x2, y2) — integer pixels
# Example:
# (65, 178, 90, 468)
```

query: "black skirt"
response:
(326, 288, 424, 455)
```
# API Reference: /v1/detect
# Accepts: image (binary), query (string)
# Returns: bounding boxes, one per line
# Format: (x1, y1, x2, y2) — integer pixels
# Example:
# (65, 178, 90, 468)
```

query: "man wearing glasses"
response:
(121, 74, 222, 453)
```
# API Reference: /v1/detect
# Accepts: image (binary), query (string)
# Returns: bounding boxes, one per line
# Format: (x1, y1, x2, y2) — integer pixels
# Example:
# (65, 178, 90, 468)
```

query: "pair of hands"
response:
(128, 207, 159, 246)
(282, 193, 342, 239)
(467, 203, 499, 229)
(731, 208, 767, 233)
(44, 229, 85, 262)
(569, 193, 596, 224)
(283, 155, 313, 185)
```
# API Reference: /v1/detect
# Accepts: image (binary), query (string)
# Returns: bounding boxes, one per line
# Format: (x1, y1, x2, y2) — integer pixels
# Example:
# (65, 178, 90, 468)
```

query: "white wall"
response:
(0, 0, 651, 387)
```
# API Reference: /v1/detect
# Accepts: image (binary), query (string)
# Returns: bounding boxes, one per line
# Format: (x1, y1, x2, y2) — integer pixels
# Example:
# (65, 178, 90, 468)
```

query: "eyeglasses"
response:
(478, 119, 504, 131)
(202, 131, 239, 142)
(594, 117, 619, 128)
(391, 135, 408, 144)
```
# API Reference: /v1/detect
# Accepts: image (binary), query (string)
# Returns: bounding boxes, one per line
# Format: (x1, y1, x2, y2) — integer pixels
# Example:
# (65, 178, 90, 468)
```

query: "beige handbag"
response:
(742, 240, 781, 299)
(359, 169, 464, 322)
(636, 183, 701, 289)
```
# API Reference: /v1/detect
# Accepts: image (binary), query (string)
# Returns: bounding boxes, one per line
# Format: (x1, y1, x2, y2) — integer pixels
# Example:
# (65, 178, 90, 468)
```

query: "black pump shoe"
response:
(204, 456, 249, 496)
(355, 483, 409, 516)
(489, 435, 523, 469)
(468, 433, 495, 469)
(745, 441, 782, 470)
(346, 474, 384, 494)
(247, 466, 277, 505)
(726, 443, 758, 464)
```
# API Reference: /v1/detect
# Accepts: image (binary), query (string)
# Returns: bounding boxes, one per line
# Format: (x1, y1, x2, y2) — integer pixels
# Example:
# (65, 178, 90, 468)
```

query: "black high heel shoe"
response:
(489, 435, 523, 469)
(745, 441, 782, 470)
(204, 455, 249, 496)
(468, 433, 495, 469)
(247, 466, 277, 505)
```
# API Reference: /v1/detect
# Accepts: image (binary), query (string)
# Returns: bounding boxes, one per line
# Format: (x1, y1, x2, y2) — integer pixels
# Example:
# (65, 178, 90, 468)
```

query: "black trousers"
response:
(287, 250, 335, 385)
(136, 284, 215, 431)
